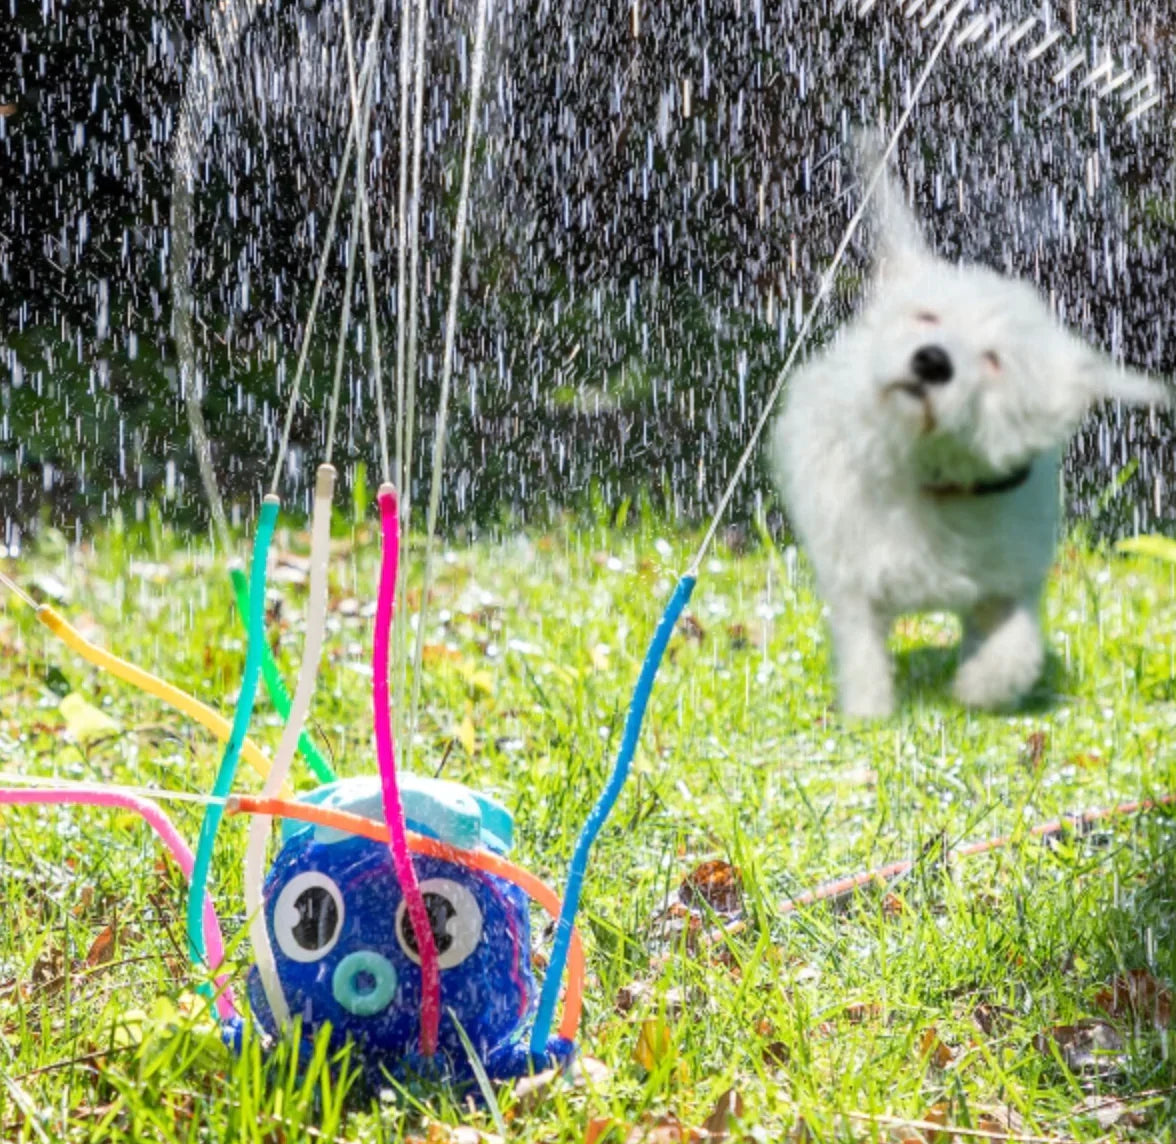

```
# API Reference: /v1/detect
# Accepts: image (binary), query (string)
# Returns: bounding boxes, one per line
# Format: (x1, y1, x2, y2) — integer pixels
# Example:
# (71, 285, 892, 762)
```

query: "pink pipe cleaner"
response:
(0, 787, 237, 1020)
(373, 484, 440, 1056)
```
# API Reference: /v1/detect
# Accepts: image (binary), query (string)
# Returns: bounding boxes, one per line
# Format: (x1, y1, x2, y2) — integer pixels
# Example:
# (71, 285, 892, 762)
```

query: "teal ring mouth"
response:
(331, 950, 398, 1016)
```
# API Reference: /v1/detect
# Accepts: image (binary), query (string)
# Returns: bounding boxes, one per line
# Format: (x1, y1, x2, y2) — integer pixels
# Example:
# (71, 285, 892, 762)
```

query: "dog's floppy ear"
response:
(853, 129, 930, 276)
(1028, 340, 1169, 453)
(1078, 347, 1171, 410)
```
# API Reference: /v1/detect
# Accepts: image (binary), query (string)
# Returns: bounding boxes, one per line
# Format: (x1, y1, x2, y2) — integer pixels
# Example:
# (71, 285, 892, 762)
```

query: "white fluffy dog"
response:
(770, 146, 1168, 718)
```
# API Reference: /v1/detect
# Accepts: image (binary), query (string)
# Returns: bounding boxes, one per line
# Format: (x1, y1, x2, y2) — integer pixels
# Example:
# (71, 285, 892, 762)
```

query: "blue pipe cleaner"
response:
(530, 573, 697, 1054)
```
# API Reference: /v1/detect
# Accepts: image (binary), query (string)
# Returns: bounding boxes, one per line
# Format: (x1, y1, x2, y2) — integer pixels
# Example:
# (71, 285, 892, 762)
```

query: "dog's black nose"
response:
(910, 345, 954, 385)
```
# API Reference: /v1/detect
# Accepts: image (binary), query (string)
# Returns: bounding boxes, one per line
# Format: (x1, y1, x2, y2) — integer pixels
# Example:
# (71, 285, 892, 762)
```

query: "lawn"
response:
(0, 508, 1174, 1142)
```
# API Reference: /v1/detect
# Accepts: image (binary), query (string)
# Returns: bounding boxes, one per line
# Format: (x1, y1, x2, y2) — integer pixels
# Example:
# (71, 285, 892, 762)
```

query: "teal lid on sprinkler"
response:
(283, 774, 513, 853)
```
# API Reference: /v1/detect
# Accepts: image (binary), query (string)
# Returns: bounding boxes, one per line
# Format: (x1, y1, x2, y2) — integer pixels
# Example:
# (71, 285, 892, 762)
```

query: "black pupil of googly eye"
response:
(399, 892, 457, 956)
(291, 885, 339, 951)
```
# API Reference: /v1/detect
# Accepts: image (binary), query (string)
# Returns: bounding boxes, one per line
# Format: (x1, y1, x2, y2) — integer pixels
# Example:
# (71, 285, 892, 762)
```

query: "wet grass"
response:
(0, 510, 1174, 1142)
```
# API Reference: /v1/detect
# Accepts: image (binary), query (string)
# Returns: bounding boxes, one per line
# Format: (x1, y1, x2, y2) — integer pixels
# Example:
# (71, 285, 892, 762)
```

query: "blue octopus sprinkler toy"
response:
(232, 774, 577, 1086)
(0, 474, 670, 1094)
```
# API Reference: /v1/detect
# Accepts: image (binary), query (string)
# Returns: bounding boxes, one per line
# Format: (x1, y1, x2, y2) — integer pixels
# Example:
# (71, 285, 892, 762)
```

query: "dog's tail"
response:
(852, 128, 929, 270)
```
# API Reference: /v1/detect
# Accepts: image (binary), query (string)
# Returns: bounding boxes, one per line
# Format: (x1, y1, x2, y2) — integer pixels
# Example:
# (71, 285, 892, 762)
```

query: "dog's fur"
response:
(770, 145, 1168, 718)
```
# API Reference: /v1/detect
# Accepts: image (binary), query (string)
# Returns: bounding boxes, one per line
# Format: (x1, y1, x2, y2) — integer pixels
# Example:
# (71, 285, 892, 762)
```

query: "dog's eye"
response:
(983, 350, 1002, 372)
(915, 311, 940, 325)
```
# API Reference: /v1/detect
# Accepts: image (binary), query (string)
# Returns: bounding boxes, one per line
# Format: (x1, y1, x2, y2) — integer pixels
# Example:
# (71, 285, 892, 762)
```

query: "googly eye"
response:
(983, 350, 1002, 372)
(395, 878, 483, 970)
(273, 871, 345, 963)
(915, 311, 940, 325)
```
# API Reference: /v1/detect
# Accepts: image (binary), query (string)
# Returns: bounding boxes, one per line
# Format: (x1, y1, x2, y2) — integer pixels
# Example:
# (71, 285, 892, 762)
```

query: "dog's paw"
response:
(839, 683, 896, 720)
(951, 656, 1039, 710)
(953, 603, 1044, 710)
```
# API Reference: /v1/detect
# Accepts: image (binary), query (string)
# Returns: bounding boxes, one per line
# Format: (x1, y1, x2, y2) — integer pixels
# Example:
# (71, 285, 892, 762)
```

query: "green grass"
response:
(0, 512, 1174, 1142)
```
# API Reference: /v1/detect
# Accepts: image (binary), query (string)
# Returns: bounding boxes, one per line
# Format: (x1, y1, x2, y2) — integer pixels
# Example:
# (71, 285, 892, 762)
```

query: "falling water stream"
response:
(1, 0, 1173, 548)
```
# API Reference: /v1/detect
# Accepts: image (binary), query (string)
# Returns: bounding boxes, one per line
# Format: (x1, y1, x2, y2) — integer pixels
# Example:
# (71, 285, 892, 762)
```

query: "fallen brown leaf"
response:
(971, 1104, 1027, 1135)
(1093, 968, 1173, 1029)
(73, 884, 95, 916)
(1035, 1020, 1125, 1078)
(1021, 731, 1048, 769)
(624, 1113, 703, 1143)
(615, 980, 653, 1012)
(701, 1088, 744, 1141)
(679, 860, 743, 917)
(762, 1040, 790, 1067)
(880, 1103, 1029, 1143)
(918, 1102, 953, 1144)
(410, 1125, 504, 1144)
(31, 947, 67, 995)
(971, 1004, 1014, 1037)
(918, 1027, 956, 1070)
(1070, 1092, 1148, 1130)
(633, 1017, 675, 1072)
(508, 1055, 611, 1114)
(85, 924, 117, 968)
(789, 1118, 812, 1143)
(586, 1118, 621, 1144)
(844, 1001, 883, 1024)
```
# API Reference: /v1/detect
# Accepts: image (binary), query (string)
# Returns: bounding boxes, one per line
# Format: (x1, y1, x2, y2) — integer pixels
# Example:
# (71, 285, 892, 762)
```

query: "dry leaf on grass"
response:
(1034, 1020, 1125, 1079)
(915, 1102, 952, 1144)
(586, 1118, 622, 1144)
(702, 1088, 745, 1141)
(615, 979, 654, 1012)
(1069, 1092, 1149, 1130)
(649, 860, 746, 955)
(679, 860, 744, 917)
(633, 1017, 676, 1071)
(508, 1055, 610, 1114)
(918, 1027, 956, 1070)
(615, 981, 687, 1018)
(971, 1004, 1014, 1037)
(408, 1125, 504, 1144)
(84, 923, 117, 968)
(596, 1092, 745, 1144)
(1093, 968, 1173, 1029)
(763, 1040, 790, 1066)
(1021, 731, 1048, 769)
(970, 1104, 1027, 1135)
(844, 1001, 883, 1024)
(624, 1113, 703, 1143)
(876, 1102, 1025, 1144)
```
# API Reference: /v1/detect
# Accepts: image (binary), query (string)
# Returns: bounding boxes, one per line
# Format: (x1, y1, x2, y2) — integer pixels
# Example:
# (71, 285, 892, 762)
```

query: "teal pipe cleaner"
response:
(187, 496, 280, 988)
(229, 567, 336, 783)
